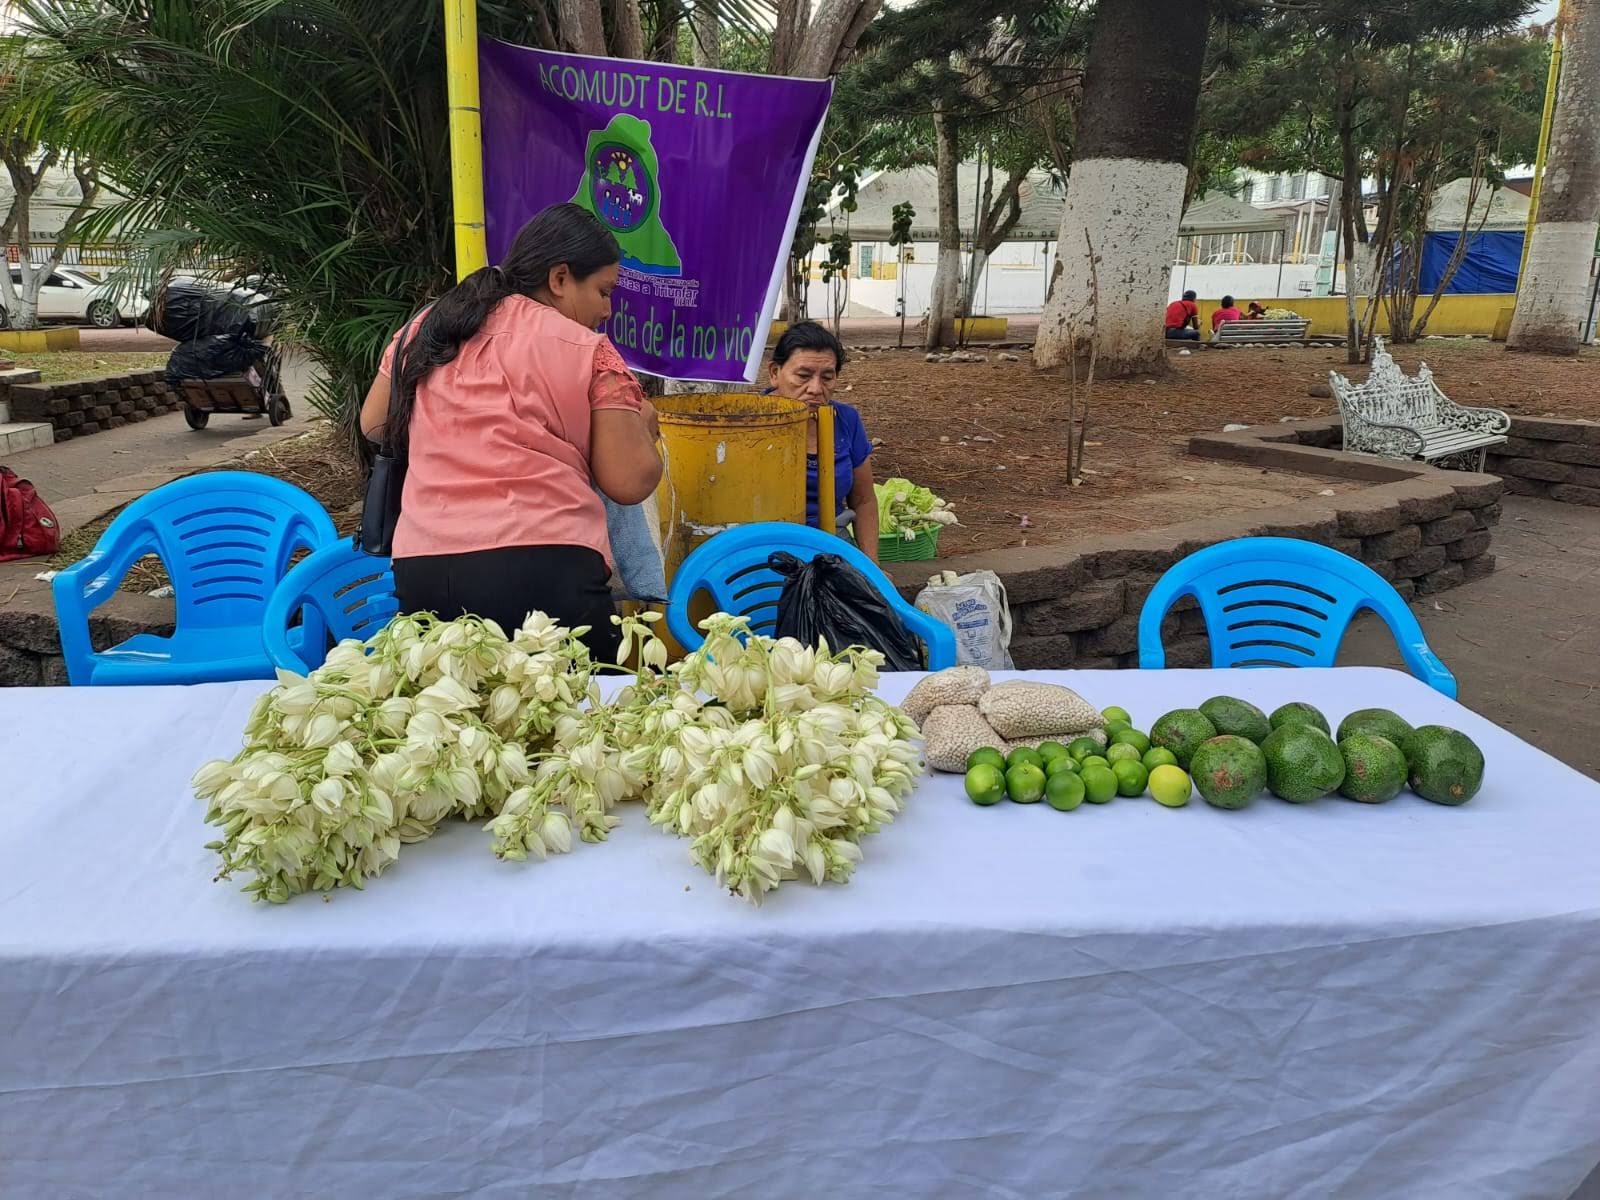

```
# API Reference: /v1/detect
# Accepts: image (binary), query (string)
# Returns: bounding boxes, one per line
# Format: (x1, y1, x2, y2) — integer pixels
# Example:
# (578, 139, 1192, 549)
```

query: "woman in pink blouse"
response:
(359, 204, 662, 661)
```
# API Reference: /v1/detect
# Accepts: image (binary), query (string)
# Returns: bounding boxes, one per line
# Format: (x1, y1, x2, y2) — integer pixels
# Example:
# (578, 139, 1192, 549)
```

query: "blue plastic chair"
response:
(263, 537, 400, 674)
(666, 522, 957, 669)
(1136, 536, 1456, 697)
(52, 472, 337, 685)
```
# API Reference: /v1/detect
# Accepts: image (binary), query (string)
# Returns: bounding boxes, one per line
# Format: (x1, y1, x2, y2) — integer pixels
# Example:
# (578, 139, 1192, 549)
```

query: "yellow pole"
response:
(1519, 2, 1565, 284)
(815, 405, 836, 536)
(444, 0, 488, 281)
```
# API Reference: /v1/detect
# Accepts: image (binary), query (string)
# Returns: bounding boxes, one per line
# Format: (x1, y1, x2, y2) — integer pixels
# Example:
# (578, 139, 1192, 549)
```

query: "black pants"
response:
(393, 544, 622, 662)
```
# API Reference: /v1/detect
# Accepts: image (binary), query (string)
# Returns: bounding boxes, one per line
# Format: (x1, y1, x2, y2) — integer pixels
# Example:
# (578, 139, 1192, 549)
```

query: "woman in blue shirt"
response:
(766, 321, 879, 562)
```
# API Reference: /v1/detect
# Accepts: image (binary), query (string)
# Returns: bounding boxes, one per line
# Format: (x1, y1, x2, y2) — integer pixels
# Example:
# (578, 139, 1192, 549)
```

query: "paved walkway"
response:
(1342, 494, 1600, 781)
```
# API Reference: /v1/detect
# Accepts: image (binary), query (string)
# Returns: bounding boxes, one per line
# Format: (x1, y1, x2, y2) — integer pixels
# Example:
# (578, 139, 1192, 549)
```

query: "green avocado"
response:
(1336, 734, 1407, 804)
(1261, 724, 1345, 803)
(1269, 702, 1331, 735)
(1149, 708, 1218, 769)
(1199, 695, 1272, 744)
(1336, 708, 1415, 750)
(1401, 725, 1485, 806)
(1189, 735, 1267, 810)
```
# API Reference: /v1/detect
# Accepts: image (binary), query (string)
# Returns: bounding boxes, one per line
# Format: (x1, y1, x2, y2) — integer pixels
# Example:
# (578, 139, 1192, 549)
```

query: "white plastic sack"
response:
(915, 569, 1014, 670)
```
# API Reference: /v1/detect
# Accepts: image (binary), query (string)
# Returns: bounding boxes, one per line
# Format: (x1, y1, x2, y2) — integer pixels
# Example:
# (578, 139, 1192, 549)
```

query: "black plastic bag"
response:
(770, 551, 923, 671)
(152, 281, 256, 342)
(165, 330, 270, 384)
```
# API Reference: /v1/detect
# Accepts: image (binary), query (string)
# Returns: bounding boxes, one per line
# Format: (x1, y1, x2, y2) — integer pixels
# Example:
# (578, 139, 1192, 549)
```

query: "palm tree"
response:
(1508, 0, 1600, 355)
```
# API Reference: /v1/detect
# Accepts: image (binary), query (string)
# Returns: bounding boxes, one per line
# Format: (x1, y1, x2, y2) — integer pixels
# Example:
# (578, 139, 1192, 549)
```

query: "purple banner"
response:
(479, 41, 833, 382)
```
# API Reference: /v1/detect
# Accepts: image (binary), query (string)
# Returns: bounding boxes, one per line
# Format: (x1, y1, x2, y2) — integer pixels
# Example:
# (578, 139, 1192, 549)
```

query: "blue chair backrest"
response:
(81, 472, 335, 628)
(666, 522, 957, 668)
(264, 537, 399, 673)
(1136, 536, 1456, 697)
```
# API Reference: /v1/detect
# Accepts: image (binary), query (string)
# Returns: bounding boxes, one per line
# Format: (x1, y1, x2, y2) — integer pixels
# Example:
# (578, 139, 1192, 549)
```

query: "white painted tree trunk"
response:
(925, 107, 962, 350)
(1510, 0, 1600, 355)
(1035, 157, 1187, 375)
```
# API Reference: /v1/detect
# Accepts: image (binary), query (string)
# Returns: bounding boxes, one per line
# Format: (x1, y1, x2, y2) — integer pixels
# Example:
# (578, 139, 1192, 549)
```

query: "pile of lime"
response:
(1146, 697, 1485, 810)
(963, 707, 1195, 811)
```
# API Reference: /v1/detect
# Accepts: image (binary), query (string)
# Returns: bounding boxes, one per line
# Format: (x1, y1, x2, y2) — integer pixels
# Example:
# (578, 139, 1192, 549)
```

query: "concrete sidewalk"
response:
(1341, 494, 1600, 781)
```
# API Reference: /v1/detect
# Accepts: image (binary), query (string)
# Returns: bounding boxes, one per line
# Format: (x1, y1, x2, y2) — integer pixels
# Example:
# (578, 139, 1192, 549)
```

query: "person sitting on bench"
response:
(1164, 290, 1200, 341)
(1210, 295, 1242, 334)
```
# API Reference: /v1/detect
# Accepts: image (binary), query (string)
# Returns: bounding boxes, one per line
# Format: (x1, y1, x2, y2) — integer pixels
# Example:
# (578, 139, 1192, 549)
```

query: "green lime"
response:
(1045, 770, 1086, 811)
(1112, 759, 1149, 797)
(1037, 740, 1070, 762)
(966, 747, 1006, 772)
(1067, 737, 1103, 762)
(1080, 763, 1118, 804)
(1112, 728, 1152, 754)
(1106, 742, 1142, 764)
(1148, 764, 1192, 807)
(1005, 763, 1047, 804)
(1006, 746, 1045, 771)
(1104, 719, 1133, 736)
(1045, 754, 1080, 776)
(1142, 746, 1179, 772)
(1101, 705, 1132, 725)
(964, 764, 1007, 806)
(1080, 755, 1110, 772)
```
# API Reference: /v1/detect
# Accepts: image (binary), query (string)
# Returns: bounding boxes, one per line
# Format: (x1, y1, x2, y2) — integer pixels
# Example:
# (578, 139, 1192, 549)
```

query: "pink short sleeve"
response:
(377, 311, 428, 378)
(589, 338, 643, 412)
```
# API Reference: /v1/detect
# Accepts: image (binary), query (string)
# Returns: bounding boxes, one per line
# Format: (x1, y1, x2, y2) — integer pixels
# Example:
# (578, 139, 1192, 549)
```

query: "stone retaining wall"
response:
(1484, 416, 1600, 507)
(0, 585, 174, 686)
(886, 417, 1501, 670)
(0, 370, 183, 442)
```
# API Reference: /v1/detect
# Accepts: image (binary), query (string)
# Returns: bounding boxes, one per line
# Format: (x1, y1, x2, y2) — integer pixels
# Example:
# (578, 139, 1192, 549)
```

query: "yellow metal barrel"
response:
(653, 392, 810, 580)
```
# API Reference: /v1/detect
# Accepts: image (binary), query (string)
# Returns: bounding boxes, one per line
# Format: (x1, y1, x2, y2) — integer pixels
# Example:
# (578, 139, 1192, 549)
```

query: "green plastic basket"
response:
(878, 525, 941, 562)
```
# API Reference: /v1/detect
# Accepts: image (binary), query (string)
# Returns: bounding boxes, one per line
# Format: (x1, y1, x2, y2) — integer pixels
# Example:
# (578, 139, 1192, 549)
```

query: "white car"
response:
(1, 265, 152, 329)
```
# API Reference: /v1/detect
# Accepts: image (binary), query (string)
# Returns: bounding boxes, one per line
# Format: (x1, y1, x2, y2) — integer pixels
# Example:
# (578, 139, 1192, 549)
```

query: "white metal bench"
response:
(1213, 318, 1311, 346)
(1329, 336, 1509, 470)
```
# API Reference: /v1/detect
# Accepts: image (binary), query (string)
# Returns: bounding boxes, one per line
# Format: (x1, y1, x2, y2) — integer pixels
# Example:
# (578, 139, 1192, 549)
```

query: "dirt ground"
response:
(844, 339, 1600, 556)
(48, 335, 1600, 583)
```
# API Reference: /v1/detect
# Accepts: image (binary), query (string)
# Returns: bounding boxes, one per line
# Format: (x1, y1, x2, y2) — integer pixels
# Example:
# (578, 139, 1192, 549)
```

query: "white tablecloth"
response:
(4, 667, 1600, 1198)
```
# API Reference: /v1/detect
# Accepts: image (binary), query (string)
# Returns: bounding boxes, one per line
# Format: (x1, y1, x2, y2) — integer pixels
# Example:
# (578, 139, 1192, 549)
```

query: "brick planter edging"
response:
(0, 369, 184, 442)
(1484, 416, 1600, 507)
(0, 581, 175, 686)
(885, 417, 1501, 670)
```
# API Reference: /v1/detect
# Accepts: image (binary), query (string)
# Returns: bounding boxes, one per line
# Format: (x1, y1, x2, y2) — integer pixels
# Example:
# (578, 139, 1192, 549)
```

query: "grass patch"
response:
(3, 351, 170, 384)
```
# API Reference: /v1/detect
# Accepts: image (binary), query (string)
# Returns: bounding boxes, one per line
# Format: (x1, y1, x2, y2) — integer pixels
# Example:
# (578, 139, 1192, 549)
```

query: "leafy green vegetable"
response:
(874, 477, 958, 541)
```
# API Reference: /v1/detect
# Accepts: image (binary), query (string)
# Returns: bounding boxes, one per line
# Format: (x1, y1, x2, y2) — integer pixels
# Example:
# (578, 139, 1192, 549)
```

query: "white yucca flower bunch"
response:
(194, 612, 596, 903)
(196, 609, 924, 906)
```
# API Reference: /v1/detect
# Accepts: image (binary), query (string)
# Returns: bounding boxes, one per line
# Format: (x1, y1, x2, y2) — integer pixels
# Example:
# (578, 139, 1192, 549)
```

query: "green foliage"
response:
(17, 0, 764, 431)
(889, 201, 915, 247)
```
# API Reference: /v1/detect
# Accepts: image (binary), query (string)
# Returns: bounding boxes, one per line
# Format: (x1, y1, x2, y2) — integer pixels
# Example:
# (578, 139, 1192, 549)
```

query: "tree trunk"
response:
(772, 0, 883, 78)
(692, 0, 722, 68)
(557, 0, 607, 55)
(609, 0, 646, 61)
(1338, 79, 1363, 364)
(961, 164, 1027, 319)
(926, 106, 963, 351)
(1509, 0, 1600, 355)
(1036, 0, 1211, 377)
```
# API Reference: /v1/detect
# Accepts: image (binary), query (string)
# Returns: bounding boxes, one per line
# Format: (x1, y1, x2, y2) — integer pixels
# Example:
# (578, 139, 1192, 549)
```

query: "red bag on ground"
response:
(0, 466, 61, 561)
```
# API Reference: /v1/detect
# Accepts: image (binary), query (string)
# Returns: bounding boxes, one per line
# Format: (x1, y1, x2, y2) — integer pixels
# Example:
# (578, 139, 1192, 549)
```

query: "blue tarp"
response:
(1418, 230, 1523, 295)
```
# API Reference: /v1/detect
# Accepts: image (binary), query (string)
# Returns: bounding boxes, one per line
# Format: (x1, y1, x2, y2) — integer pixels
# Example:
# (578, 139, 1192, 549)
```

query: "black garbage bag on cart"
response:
(152, 281, 257, 342)
(165, 329, 270, 385)
(770, 551, 923, 671)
